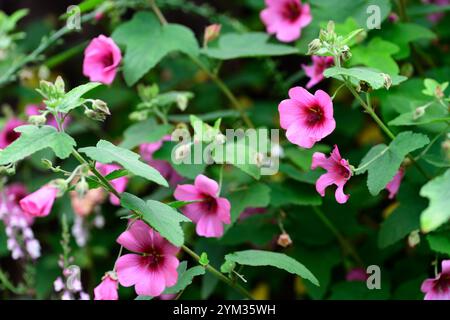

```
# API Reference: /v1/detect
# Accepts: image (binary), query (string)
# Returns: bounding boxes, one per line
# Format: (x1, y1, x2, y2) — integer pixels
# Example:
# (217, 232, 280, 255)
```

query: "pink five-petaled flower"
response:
(385, 168, 404, 199)
(174, 174, 231, 238)
(260, 0, 312, 43)
(278, 86, 336, 149)
(421, 260, 450, 300)
(83, 35, 122, 85)
(311, 145, 352, 204)
(115, 220, 179, 297)
(94, 272, 119, 300)
(301, 56, 334, 89)
(19, 185, 58, 217)
(95, 163, 128, 206)
(0, 118, 25, 149)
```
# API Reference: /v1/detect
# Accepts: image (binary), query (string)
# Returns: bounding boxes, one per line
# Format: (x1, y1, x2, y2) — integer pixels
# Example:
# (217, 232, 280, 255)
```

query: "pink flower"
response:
(421, 260, 450, 300)
(115, 220, 179, 297)
(95, 163, 128, 206)
(83, 35, 122, 85)
(278, 86, 336, 148)
(70, 188, 106, 217)
(174, 174, 231, 238)
(139, 136, 183, 186)
(311, 145, 352, 204)
(301, 56, 334, 89)
(0, 118, 25, 149)
(260, 0, 312, 42)
(94, 273, 119, 300)
(385, 168, 404, 199)
(346, 268, 367, 282)
(19, 185, 58, 217)
(25, 104, 71, 129)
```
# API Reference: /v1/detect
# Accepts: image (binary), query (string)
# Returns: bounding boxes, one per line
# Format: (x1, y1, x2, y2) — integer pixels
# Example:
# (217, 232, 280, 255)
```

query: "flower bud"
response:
(92, 99, 110, 115)
(75, 179, 89, 198)
(28, 114, 47, 126)
(129, 111, 148, 121)
(307, 39, 322, 55)
(408, 230, 420, 248)
(357, 80, 372, 93)
(52, 179, 68, 196)
(55, 76, 65, 94)
(204, 24, 221, 45)
(176, 94, 188, 111)
(381, 73, 392, 90)
(340, 45, 352, 61)
(413, 106, 426, 120)
(84, 109, 106, 122)
(41, 159, 53, 169)
(277, 233, 292, 248)
(327, 20, 335, 33)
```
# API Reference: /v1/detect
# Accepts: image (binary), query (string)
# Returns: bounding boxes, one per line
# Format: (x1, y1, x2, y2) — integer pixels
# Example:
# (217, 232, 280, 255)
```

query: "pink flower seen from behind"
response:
(260, 0, 312, 42)
(311, 145, 352, 204)
(278, 86, 336, 148)
(0, 118, 25, 149)
(421, 260, 450, 300)
(385, 168, 404, 199)
(302, 56, 334, 89)
(19, 185, 58, 217)
(94, 273, 119, 300)
(115, 220, 179, 297)
(95, 163, 128, 206)
(174, 174, 231, 238)
(83, 35, 122, 85)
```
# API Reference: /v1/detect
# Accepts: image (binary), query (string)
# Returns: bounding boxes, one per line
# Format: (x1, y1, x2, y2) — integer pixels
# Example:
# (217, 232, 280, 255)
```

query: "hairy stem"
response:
(312, 206, 364, 266)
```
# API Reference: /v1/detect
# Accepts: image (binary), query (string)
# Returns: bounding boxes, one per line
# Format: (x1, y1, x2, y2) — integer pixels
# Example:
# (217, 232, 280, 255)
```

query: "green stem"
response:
(181, 245, 255, 300)
(0, 268, 25, 295)
(149, 0, 255, 128)
(353, 147, 389, 174)
(312, 207, 364, 266)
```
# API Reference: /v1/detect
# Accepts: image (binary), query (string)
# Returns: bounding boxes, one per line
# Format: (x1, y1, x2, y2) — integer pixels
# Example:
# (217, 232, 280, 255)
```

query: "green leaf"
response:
(223, 250, 319, 286)
(420, 169, 450, 233)
(112, 12, 199, 86)
(0, 125, 75, 164)
(389, 102, 450, 127)
(190, 115, 222, 143)
(349, 37, 400, 74)
(227, 183, 271, 225)
(212, 138, 261, 180)
(379, 23, 435, 59)
(56, 82, 102, 113)
(427, 232, 450, 256)
(358, 131, 429, 196)
(199, 252, 209, 266)
(378, 185, 427, 248)
(79, 140, 168, 187)
(120, 193, 190, 247)
(269, 182, 322, 207)
(324, 66, 407, 90)
(202, 32, 298, 60)
(119, 118, 173, 149)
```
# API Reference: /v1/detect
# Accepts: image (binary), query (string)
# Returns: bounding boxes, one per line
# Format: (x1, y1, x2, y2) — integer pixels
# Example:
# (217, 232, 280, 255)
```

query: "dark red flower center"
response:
(102, 52, 114, 67)
(5, 129, 20, 145)
(433, 274, 450, 293)
(201, 196, 218, 213)
(306, 105, 324, 126)
(281, 1, 302, 22)
(143, 248, 164, 270)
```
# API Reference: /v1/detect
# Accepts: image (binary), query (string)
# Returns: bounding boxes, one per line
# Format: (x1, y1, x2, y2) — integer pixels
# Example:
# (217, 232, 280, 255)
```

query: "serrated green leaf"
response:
(120, 193, 190, 247)
(112, 12, 199, 86)
(202, 32, 298, 60)
(420, 169, 450, 233)
(324, 66, 407, 90)
(358, 132, 429, 195)
(427, 232, 450, 256)
(79, 139, 168, 187)
(223, 250, 319, 286)
(227, 183, 271, 226)
(0, 125, 75, 164)
(119, 118, 173, 149)
(56, 82, 102, 113)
